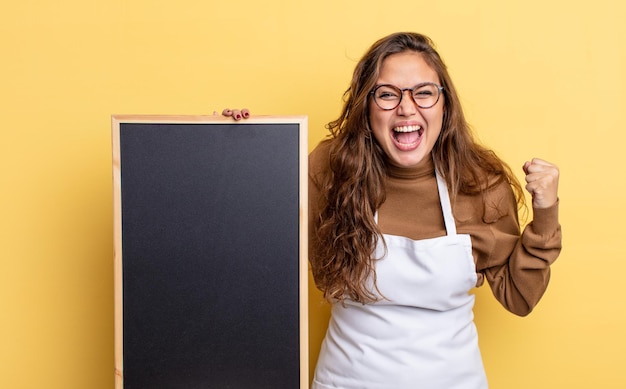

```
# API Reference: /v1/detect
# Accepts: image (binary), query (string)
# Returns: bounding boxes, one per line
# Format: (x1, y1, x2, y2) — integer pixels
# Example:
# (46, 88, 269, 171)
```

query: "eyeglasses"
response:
(370, 82, 444, 110)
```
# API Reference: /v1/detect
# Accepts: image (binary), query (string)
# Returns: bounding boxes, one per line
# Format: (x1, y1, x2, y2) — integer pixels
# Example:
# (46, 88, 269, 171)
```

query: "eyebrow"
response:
(373, 82, 439, 89)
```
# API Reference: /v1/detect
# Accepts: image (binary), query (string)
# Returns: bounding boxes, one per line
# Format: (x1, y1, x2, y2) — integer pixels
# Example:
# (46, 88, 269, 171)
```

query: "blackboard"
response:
(112, 115, 308, 389)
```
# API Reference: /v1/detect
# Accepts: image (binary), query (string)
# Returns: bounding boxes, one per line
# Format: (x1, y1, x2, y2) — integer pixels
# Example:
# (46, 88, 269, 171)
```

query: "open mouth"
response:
(392, 125, 423, 147)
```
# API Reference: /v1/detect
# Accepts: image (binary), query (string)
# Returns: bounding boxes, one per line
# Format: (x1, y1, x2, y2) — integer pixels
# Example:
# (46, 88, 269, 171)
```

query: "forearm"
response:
(484, 202, 562, 316)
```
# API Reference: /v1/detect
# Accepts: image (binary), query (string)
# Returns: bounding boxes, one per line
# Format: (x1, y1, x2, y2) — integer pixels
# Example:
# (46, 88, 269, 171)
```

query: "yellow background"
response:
(1, 0, 625, 387)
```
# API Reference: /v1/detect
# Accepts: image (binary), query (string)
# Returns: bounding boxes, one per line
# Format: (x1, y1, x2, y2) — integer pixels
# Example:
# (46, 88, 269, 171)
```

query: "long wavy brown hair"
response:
(314, 32, 525, 304)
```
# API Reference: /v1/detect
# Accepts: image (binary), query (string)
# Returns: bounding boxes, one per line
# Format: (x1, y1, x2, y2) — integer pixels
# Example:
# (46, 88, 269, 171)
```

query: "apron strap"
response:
(435, 170, 457, 236)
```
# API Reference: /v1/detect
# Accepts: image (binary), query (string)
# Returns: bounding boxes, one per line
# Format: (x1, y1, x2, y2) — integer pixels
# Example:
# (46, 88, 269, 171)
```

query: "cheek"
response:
(368, 106, 389, 136)
(368, 113, 389, 145)
(427, 107, 445, 133)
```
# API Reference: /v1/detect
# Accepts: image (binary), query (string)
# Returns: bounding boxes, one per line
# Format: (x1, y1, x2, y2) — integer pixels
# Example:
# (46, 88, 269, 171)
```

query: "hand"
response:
(213, 108, 250, 121)
(522, 158, 559, 209)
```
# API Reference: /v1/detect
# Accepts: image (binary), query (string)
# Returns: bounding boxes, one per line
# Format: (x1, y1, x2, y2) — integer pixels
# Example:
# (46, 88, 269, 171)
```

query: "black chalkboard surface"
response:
(112, 115, 308, 389)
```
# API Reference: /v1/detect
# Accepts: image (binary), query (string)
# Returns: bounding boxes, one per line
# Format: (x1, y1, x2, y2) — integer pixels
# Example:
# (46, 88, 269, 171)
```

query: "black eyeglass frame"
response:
(370, 82, 445, 110)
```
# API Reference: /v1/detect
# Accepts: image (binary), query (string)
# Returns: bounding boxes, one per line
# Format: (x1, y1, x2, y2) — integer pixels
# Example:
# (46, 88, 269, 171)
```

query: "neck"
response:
(385, 154, 435, 179)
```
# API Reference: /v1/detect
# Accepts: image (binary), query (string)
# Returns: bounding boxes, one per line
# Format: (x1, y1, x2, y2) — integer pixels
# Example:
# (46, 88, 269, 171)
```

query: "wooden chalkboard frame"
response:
(112, 115, 309, 388)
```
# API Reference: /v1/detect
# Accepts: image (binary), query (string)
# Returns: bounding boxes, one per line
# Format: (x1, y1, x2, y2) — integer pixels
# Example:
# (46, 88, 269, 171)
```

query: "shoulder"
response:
(481, 175, 517, 223)
(455, 173, 517, 224)
(309, 139, 333, 178)
(309, 138, 333, 159)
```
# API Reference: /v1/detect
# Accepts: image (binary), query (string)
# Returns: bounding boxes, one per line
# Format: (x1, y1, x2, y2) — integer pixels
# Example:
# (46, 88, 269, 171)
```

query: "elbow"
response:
(504, 292, 546, 317)
(509, 304, 533, 317)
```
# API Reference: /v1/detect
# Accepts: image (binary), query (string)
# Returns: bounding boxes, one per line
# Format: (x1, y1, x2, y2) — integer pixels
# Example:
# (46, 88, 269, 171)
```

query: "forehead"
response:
(377, 51, 439, 85)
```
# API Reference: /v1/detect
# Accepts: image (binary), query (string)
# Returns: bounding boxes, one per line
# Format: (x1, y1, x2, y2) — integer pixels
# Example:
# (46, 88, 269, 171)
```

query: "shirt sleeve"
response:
(472, 181, 562, 316)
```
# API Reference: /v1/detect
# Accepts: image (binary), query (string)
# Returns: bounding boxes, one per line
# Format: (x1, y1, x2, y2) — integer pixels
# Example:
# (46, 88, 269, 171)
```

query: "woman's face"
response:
(368, 51, 444, 169)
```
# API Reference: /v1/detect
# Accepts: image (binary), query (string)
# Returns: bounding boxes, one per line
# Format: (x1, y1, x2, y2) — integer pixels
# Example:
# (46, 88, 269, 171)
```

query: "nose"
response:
(396, 89, 418, 116)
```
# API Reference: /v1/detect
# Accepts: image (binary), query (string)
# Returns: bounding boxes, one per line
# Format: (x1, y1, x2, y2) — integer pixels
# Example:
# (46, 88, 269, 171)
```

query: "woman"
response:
(225, 31, 561, 388)
(307, 32, 561, 388)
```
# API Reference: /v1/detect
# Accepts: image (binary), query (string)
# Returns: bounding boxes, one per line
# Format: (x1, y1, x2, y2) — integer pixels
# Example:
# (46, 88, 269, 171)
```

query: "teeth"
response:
(394, 125, 421, 133)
